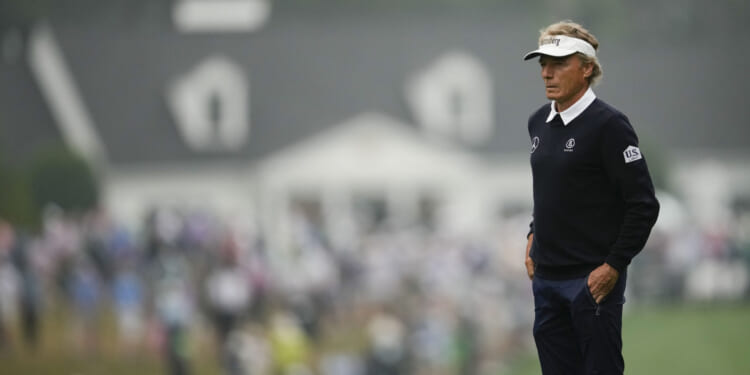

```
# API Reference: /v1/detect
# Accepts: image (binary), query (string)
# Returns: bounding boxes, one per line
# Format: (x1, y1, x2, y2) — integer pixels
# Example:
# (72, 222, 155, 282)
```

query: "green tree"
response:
(0, 159, 37, 230)
(28, 145, 99, 217)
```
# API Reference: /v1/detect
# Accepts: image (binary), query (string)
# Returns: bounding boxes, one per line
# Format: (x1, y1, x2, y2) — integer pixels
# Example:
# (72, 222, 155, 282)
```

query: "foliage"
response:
(0, 159, 37, 230)
(27, 145, 100, 218)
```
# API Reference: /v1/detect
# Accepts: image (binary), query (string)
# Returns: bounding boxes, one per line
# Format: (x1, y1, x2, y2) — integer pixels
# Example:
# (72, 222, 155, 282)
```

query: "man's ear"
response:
(583, 62, 594, 78)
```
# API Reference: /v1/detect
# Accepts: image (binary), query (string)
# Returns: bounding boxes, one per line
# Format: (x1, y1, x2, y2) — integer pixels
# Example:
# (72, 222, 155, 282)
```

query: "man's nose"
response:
(541, 65, 552, 79)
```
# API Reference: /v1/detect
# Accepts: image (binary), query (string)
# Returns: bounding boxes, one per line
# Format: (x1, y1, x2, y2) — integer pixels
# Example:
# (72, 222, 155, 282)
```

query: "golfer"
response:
(523, 20, 660, 374)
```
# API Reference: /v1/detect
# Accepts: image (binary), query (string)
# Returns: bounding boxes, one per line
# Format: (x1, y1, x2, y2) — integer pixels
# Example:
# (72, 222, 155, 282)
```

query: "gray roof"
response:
(2, 1, 749, 166)
(0, 56, 60, 165)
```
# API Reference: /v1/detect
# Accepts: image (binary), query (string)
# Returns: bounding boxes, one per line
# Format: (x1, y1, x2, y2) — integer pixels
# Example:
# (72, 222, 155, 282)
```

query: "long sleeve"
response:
(600, 114, 660, 273)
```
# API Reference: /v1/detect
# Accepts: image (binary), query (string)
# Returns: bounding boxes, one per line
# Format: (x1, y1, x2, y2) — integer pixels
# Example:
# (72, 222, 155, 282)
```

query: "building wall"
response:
(103, 163, 257, 231)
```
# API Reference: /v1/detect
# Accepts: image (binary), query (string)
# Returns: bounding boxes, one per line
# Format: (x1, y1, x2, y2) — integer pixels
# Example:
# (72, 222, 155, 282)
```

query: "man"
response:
(523, 21, 660, 374)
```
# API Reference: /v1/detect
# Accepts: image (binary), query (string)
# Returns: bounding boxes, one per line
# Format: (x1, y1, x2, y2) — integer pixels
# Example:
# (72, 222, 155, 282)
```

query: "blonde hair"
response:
(539, 20, 603, 86)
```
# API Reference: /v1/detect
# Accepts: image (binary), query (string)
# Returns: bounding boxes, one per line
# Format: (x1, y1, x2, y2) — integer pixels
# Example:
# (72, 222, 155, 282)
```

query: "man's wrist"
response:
(602, 262, 620, 276)
(604, 255, 628, 274)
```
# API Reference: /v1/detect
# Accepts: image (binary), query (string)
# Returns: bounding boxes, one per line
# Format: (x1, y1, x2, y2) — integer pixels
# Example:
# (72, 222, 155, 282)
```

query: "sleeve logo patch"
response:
(623, 145, 642, 163)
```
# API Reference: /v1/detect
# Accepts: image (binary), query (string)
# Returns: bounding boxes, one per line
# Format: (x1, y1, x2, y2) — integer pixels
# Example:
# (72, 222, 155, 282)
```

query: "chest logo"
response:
(623, 145, 642, 163)
(564, 138, 575, 152)
(531, 136, 540, 153)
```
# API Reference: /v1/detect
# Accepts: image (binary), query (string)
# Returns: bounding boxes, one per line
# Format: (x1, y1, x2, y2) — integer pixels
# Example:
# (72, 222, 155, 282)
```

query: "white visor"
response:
(523, 35, 596, 61)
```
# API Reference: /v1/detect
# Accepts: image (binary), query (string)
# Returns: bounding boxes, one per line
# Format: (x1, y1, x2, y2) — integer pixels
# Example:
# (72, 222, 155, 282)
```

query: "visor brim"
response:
(523, 47, 578, 61)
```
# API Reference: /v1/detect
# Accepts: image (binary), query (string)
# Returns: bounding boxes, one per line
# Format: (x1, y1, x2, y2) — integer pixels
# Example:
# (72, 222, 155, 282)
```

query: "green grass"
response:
(3, 303, 750, 374)
(0, 306, 221, 375)
(507, 303, 750, 375)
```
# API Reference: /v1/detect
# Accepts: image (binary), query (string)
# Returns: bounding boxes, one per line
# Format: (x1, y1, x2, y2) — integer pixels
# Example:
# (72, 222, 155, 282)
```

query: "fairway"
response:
(2, 303, 749, 374)
(0, 307, 222, 375)
(508, 303, 750, 375)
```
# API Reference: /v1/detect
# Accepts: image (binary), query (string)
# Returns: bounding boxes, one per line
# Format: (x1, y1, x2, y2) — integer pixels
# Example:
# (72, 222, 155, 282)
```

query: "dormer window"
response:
(406, 51, 494, 144)
(166, 56, 249, 151)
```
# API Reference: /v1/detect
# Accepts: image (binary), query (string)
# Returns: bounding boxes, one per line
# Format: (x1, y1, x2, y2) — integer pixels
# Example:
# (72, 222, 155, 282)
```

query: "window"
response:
(166, 55, 249, 151)
(406, 51, 494, 144)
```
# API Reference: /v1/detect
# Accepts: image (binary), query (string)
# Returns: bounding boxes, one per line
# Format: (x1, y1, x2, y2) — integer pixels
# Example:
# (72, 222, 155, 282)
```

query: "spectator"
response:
(205, 236, 253, 374)
(0, 220, 18, 351)
(112, 257, 145, 353)
(155, 250, 195, 375)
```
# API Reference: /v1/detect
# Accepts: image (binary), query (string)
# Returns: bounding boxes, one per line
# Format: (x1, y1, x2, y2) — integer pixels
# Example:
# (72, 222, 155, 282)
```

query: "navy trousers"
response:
(532, 272, 627, 375)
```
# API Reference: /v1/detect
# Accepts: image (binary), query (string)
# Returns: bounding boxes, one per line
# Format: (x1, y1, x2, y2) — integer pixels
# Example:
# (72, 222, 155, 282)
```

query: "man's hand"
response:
(525, 234, 535, 280)
(587, 263, 619, 303)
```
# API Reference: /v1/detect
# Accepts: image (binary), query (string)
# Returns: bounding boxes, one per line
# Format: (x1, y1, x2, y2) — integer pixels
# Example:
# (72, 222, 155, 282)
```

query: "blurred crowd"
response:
(0, 199, 749, 375)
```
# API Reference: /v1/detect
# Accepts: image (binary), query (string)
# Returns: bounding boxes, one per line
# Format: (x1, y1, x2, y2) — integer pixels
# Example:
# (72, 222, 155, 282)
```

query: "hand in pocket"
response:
(587, 263, 619, 304)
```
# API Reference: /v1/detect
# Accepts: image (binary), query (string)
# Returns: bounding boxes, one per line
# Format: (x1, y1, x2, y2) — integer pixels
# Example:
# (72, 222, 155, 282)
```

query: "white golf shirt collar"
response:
(546, 87, 596, 126)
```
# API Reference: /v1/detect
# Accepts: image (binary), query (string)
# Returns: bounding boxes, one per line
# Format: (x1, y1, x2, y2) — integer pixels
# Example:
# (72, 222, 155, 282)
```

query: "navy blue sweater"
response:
(528, 98, 660, 279)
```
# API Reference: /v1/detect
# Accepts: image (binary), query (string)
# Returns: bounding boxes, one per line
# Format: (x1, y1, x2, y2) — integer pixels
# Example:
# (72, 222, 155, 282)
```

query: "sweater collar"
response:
(546, 88, 597, 126)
